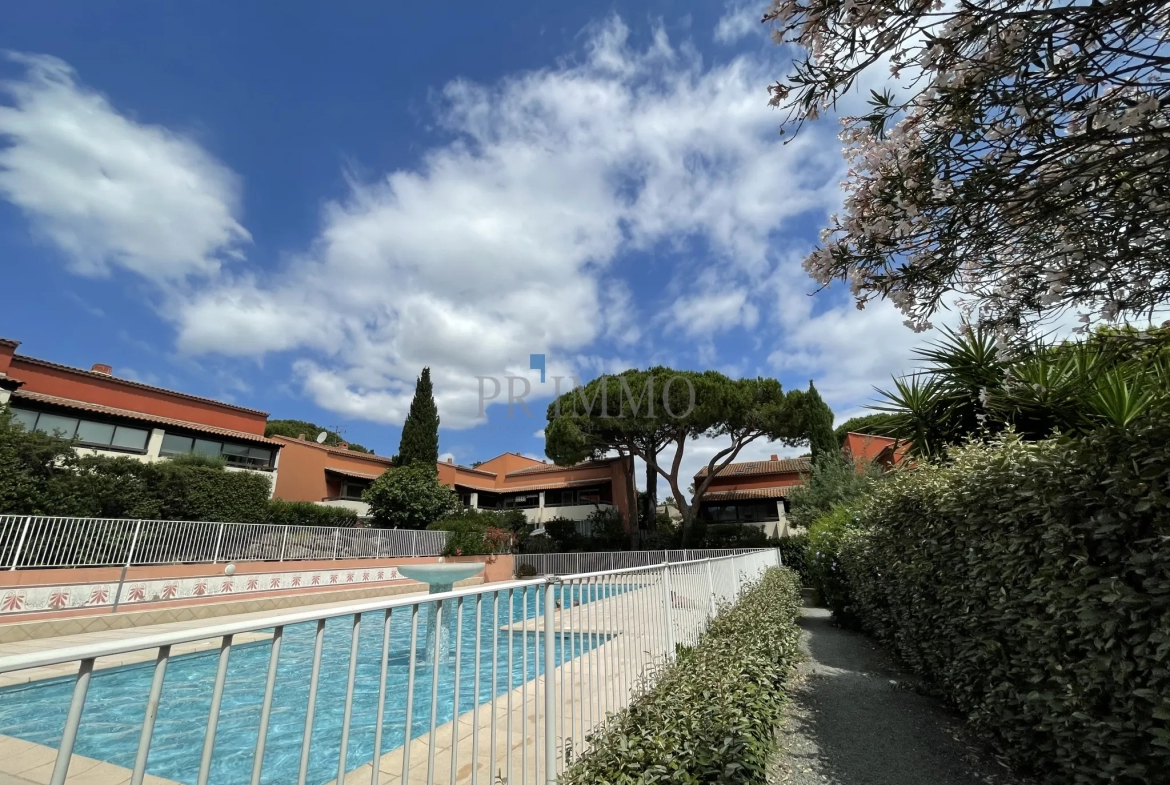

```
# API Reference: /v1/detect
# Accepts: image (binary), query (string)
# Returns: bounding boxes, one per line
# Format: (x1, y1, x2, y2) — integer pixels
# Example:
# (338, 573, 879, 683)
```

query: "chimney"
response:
(298, 434, 306, 440)
(770, 454, 779, 461)
(91, 363, 113, 375)
(447, 457, 454, 464)
(338, 441, 348, 450)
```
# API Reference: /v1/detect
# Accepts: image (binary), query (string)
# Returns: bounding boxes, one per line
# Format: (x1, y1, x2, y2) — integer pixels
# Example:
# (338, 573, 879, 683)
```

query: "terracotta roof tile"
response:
(12, 390, 281, 446)
(270, 435, 395, 465)
(11, 354, 268, 416)
(497, 478, 613, 493)
(702, 486, 799, 501)
(695, 457, 810, 478)
(506, 458, 617, 476)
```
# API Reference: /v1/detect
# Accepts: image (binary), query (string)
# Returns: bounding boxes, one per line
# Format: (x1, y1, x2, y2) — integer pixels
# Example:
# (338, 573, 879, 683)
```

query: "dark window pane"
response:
(112, 426, 149, 451)
(221, 443, 250, 456)
(36, 413, 78, 438)
(76, 420, 116, 446)
(193, 438, 222, 456)
(160, 433, 193, 455)
(247, 447, 273, 465)
(9, 408, 38, 431)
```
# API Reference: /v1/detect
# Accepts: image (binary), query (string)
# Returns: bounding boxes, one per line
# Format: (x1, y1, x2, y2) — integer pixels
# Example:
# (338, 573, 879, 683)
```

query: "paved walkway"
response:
(769, 601, 1025, 785)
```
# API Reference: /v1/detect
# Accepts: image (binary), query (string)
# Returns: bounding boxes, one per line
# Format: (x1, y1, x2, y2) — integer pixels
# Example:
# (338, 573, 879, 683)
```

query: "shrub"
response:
(363, 462, 458, 529)
(773, 533, 811, 586)
(515, 563, 538, 579)
(833, 426, 1170, 784)
(264, 499, 360, 527)
(562, 568, 802, 784)
(427, 510, 516, 556)
(806, 504, 865, 620)
(700, 522, 770, 549)
(786, 453, 881, 530)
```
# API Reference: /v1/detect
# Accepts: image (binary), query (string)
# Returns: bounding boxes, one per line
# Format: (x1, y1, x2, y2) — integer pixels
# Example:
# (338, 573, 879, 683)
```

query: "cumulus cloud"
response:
(0, 53, 248, 282)
(173, 16, 839, 428)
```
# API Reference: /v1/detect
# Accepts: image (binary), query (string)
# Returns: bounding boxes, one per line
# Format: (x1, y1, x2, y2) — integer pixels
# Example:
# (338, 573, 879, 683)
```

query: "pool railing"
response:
(0, 549, 781, 785)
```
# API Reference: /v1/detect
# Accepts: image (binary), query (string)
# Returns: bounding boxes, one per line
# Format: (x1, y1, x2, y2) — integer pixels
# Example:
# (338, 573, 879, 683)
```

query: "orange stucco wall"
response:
(271, 437, 393, 502)
(9, 357, 267, 434)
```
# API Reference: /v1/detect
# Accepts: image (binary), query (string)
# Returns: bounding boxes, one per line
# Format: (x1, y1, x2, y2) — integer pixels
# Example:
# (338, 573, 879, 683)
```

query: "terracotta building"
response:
(0, 338, 281, 484)
(437, 452, 633, 527)
(841, 432, 908, 469)
(694, 455, 811, 538)
(269, 435, 396, 516)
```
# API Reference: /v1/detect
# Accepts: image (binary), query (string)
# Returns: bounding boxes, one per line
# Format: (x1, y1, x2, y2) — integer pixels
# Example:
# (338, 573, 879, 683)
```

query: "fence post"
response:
(411, 530, 418, 557)
(111, 519, 143, 613)
(732, 555, 741, 599)
(660, 563, 676, 656)
(332, 529, 340, 560)
(8, 516, 32, 570)
(543, 580, 558, 783)
(212, 522, 225, 564)
(278, 527, 288, 562)
(704, 559, 716, 619)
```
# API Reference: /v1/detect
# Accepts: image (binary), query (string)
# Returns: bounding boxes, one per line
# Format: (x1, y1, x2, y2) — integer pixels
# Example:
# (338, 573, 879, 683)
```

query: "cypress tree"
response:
(398, 367, 440, 466)
(805, 380, 837, 463)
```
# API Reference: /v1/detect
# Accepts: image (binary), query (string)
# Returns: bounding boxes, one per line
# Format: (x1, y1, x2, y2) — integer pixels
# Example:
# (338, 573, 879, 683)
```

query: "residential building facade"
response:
(0, 338, 282, 486)
(269, 435, 395, 516)
(437, 453, 633, 528)
(694, 455, 810, 538)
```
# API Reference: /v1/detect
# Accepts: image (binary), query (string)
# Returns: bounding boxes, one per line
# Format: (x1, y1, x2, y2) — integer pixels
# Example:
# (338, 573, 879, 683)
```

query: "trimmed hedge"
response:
(774, 532, 811, 587)
(562, 567, 802, 784)
(833, 424, 1170, 785)
(264, 499, 360, 528)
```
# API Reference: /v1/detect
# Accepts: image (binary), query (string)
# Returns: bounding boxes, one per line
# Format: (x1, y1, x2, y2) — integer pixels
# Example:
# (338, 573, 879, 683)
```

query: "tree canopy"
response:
(363, 461, 458, 529)
(265, 419, 370, 453)
(544, 368, 816, 545)
(766, 0, 1170, 336)
(397, 367, 440, 466)
(802, 380, 837, 462)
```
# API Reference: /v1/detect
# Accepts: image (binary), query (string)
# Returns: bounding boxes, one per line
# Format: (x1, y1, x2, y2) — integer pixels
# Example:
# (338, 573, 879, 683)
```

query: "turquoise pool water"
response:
(0, 584, 617, 785)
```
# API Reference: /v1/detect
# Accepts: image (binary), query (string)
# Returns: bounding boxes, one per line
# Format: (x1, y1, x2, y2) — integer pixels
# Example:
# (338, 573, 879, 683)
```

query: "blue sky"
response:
(0, 1, 931, 480)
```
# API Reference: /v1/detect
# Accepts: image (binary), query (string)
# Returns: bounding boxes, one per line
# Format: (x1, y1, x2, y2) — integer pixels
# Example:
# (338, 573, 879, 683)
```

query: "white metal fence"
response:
(0, 550, 780, 785)
(0, 515, 451, 570)
(514, 548, 768, 576)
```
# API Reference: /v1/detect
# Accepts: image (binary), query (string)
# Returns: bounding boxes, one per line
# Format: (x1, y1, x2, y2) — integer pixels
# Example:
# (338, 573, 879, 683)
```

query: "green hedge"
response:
(562, 567, 802, 784)
(774, 532, 811, 586)
(427, 509, 517, 556)
(833, 425, 1170, 785)
(264, 499, 360, 528)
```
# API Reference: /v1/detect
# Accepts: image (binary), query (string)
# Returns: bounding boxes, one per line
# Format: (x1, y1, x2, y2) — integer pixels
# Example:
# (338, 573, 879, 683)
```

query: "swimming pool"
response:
(0, 584, 618, 785)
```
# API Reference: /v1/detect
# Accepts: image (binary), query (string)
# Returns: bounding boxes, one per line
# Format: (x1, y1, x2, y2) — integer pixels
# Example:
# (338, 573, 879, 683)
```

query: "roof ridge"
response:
(12, 354, 269, 417)
(269, 434, 396, 464)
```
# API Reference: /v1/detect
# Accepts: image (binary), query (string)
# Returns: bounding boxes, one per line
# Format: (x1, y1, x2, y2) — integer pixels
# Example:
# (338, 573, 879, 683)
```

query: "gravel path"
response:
(769, 600, 1026, 785)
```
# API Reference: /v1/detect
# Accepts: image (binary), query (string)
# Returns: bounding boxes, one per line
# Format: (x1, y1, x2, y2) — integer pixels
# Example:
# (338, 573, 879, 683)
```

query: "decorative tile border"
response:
(0, 566, 405, 616)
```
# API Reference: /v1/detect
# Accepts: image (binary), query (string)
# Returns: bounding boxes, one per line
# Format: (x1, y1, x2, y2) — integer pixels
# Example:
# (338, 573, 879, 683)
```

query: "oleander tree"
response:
(764, 0, 1170, 338)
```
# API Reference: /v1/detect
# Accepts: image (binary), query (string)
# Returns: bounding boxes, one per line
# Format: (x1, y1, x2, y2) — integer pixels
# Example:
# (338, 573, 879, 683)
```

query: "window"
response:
(160, 434, 194, 455)
(9, 407, 150, 453)
(503, 493, 540, 509)
(8, 407, 39, 432)
(159, 431, 274, 469)
(76, 421, 115, 445)
(36, 413, 79, 439)
(110, 426, 149, 451)
(341, 479, 371, 500)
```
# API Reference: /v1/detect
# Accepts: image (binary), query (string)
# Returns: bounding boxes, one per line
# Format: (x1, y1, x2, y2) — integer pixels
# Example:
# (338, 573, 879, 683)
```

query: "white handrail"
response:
(0, 550, 783, 785)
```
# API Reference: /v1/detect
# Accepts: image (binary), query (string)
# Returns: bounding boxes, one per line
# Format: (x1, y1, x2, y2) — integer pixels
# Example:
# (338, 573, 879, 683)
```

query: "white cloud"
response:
(534, 428, 545, 439)
(714, 2, 763, 44)
(0, 53, 248, 282)
(667, 287, 759, 337)
(173, 17, 839, 429)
